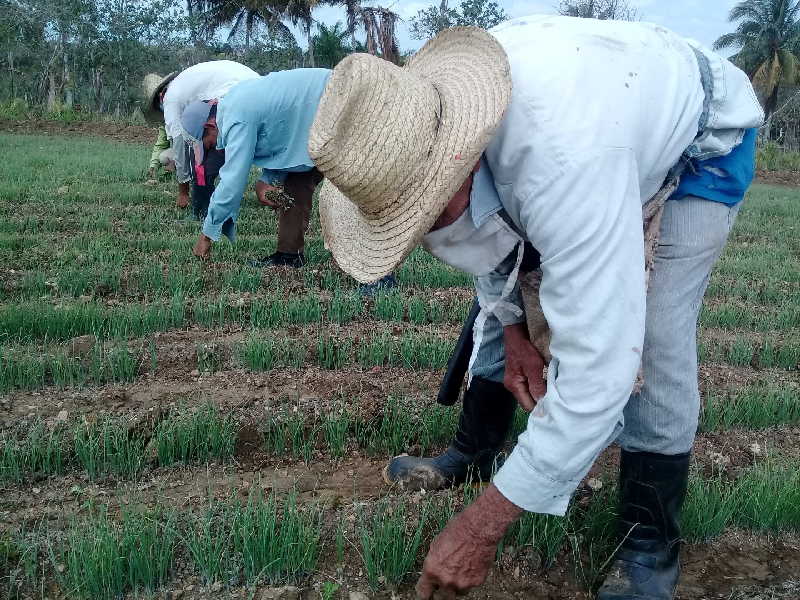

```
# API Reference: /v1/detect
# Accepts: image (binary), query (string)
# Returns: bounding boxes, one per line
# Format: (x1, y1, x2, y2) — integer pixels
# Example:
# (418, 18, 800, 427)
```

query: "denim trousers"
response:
(469, 196, 741, 455)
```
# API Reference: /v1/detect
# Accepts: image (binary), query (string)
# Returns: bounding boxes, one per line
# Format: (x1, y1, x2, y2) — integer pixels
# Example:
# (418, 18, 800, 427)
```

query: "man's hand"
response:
(147, 167, 156, 180)
(503, 322, 547, 412)
(256, 180, 280, 208)
(193, 233, 212, 260)
(416, 484, 522, 599)
(177, 182, 190, 209)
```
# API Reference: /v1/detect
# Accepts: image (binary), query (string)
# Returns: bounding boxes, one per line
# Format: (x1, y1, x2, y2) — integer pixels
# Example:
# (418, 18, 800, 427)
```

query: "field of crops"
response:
(1, 131, 799, 600)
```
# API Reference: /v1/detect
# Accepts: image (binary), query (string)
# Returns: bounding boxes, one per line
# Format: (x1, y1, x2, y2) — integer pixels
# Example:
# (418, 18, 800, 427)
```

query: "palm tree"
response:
(201, 0, 291, 48)
(282, 0, 320, 67)
(324, 1, 400, 64)
(332, 0, 362, 48)
(313, 21, 351, 68)
(714, 0, 800, 120)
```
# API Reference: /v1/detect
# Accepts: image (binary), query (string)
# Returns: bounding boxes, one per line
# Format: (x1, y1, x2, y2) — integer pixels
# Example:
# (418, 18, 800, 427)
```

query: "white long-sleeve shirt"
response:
(483, 16, 763, 515)
(162, 60, 259, 140)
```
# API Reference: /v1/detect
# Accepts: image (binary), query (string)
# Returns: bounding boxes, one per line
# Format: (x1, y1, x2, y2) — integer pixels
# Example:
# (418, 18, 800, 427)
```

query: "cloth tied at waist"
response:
(519, 176, 679, 393)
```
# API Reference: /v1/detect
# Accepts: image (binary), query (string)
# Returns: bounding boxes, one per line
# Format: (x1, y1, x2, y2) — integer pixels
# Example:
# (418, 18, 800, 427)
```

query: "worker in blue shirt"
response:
(182, 69, 331, 268)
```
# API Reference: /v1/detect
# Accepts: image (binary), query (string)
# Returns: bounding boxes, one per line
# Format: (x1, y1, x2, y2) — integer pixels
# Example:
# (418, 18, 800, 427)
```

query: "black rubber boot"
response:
(597, 450, 690, 600)
(248, 251, 305, 268)
(383, 377, 517, 490)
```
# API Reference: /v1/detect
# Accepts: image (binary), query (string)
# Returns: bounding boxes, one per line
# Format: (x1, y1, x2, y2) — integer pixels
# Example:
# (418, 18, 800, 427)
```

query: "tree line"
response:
(0, 0, 793, 134)
(0, 0, 506, 117)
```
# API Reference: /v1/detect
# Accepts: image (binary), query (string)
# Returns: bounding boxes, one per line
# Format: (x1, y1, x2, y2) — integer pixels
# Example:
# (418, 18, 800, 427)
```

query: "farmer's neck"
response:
(430, 169, 477, 232)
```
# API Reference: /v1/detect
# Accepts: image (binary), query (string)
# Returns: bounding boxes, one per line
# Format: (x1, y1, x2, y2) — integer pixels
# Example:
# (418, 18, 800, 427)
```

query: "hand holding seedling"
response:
(503, 322, 547, 412)
(193, 233, 212, 260)
(416, 484, 522, 599)
(256, 180, 280, 207)
(256, 180, 295, 211)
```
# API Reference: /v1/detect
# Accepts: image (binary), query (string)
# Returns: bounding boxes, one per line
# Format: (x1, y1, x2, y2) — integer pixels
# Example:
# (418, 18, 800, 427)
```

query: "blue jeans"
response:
(469, 196, 740, 455)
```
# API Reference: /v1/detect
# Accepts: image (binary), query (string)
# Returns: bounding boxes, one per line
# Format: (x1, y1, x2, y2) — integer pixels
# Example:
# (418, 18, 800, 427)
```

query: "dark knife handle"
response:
(437, 298, 481, 406)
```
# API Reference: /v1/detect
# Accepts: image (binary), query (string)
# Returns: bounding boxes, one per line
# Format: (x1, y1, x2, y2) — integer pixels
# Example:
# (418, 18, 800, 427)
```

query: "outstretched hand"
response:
(193, 233, 212, 260)
(503, 322, 547, 412)
(416, 484, 522, 599)
(256, 180, 280, 208)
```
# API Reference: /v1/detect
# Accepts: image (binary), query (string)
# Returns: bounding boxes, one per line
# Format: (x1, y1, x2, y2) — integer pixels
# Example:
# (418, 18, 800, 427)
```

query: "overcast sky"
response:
(301, 0, 741, 55)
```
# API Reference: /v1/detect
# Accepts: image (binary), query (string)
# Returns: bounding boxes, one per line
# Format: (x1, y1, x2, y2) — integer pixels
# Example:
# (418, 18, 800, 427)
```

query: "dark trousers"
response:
(190, 148, 225, 220)
(277, 169, 323, 253)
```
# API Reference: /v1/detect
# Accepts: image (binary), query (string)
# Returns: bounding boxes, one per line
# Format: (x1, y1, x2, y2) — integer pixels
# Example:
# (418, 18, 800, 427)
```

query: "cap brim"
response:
(319, 27, 511, 283)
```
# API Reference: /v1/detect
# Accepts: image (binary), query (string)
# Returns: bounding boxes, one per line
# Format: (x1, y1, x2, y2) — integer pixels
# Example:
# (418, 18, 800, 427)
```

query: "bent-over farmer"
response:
(143, 60, 258, 216)
(309, 16, 763, 600)
(182, 69, 332, 268)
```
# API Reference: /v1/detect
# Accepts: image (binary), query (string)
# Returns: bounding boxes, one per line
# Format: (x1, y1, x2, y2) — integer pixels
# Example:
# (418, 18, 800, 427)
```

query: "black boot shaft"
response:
(617, 450, 690, 550)
(452, 377, 517, 460)
(597, 450, 690, 600)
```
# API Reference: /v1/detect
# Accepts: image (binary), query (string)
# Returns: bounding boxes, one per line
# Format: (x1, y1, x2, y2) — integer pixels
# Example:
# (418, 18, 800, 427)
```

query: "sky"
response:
(299, 0, 742, 55)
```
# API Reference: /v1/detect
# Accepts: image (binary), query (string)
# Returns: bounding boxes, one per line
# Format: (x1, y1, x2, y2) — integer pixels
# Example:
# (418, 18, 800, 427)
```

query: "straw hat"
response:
(308, 27, 511, 283)
(142, 71, 179, 124)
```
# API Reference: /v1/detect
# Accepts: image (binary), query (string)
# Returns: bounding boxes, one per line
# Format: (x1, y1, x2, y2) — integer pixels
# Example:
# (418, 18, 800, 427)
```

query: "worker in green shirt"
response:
(146, 124, 176, 181)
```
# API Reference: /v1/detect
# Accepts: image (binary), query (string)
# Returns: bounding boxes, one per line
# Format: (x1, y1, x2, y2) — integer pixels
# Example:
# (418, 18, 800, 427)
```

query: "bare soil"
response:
(755, 169, 800, 187)
(1, 126, 798, 598)
(0, 118, 156, 145)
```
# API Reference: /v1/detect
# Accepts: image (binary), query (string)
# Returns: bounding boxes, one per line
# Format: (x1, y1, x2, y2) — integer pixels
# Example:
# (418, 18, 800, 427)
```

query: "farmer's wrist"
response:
(503, 322, 529, 344)
(463, 484, 522, 544)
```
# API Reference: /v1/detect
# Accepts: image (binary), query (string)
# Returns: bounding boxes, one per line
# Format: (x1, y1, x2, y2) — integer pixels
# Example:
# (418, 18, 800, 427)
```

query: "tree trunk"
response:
(186, 0, 197, 45)
(763, 84, 781, 139)
(47, 72, 57, 111)
(307, 26, 315, 67)
(60, 26, 71, 108)
(7, 51, 14, 99)
(63, 50, 73, 108)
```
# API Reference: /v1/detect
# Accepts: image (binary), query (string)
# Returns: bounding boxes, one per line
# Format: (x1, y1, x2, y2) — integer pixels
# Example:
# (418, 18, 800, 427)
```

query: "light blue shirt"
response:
(202, 68, 332, 241)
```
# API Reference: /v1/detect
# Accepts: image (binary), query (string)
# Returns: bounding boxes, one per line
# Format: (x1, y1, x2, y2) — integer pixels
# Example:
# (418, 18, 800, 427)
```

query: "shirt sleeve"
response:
(202, 121, 257, 242)
(259, 169, 289, 186)
(492, 148, 646, 515)
(149, 126, 169, 171)
(162, 96, 183, 140)
(474, 251, 526, 327)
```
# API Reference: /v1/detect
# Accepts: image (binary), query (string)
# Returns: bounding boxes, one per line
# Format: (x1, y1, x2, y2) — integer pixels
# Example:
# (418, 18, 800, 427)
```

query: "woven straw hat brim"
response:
(317, 28, 511, 283)
(143, 71, 178, 124)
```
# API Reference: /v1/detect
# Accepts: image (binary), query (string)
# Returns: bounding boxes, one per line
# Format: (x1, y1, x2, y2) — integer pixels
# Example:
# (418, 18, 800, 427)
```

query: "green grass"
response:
(183, 501, 238, 584)
(54, 508, 177, 599)
(0, 525, 41, 599)
(701, 383, 800, 431)
(73, 418, 146, 479)
(0, 296, 186, 343)
(0, 421, 68, 482)
(184, 492, 320, 585)
(240, 329, 454, 372)
(263, 396, 459, 459)
(2, 133, 800, 597)
(0, 457, 798, 597)
(698, 337, 800, 370)
(359, 498, 430, 590)
(756, 142, 800, 171)
(682, 458, 800, 540)
(0, 343, 139, 393)
(233, 492, 321, 583)
(154, 403, 237, 466)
